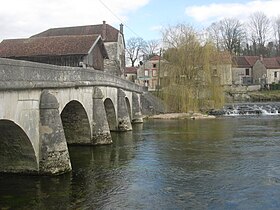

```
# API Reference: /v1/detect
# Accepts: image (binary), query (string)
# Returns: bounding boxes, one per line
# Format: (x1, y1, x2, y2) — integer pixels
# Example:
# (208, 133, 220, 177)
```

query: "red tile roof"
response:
(211, 51, 232, 64)
(244, 56, 259, 66)
(232, 56, 250, 68)
(232, 56, 259, 68)
(0, 35, 104, 58)
(262, 57, 280, 69)
(125, 67, 138, 74)
(149, 55, 161, 61)
(31, 24, 120, 42)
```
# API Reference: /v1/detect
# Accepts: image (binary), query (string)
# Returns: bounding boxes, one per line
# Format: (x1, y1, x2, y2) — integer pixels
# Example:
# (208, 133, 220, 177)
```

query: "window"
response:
(245, 68, 250, 76)
(274, 72, 278, 78)
(144, 70, 149, 76)
(153, 63, 157, 68)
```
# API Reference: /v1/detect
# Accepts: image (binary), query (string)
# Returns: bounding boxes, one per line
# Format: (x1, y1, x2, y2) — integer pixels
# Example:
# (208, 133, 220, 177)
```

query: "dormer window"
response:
(153, 63, 157, 68)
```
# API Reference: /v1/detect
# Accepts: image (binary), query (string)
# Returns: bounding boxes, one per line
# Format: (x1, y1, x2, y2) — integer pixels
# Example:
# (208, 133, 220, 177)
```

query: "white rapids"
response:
(209, 103, 280, 116)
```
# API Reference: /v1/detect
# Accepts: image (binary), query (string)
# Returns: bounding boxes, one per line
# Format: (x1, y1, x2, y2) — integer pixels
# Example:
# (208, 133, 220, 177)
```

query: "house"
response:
(211, 52, 232, 86)
(231, 56, 259, 85)
(31, 21, 125, 76)
(124, 67, 138, 82)
(0, 35, 108, 70)
(253, 57, 280, 85)
(137, 55, 167, 91)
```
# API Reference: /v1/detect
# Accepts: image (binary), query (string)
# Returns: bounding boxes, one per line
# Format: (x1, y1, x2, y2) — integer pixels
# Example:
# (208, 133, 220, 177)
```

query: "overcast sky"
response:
(1, 0, 280, 42)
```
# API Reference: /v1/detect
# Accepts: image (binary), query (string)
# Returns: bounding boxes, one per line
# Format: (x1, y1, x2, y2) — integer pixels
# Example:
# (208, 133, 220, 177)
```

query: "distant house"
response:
(231, 56, 259, 85)
(31, 21, 125, 76)
(0, 35, 108, 70)
(124, 67, 138, 82)
(253, 57, 280, 85)
(137, 56, 167, 91)
(211, 52, 232, 86)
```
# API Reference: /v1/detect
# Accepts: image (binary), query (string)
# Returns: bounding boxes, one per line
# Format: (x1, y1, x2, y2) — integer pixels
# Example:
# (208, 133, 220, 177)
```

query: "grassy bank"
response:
(248, 90, 280, 101)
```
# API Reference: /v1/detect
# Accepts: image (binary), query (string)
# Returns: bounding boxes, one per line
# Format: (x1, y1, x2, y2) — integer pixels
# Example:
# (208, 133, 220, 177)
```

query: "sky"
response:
(1, 0, 280, 42)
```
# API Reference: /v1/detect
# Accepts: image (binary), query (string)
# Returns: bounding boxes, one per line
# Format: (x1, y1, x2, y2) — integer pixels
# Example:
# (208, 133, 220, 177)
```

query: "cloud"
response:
(185, 0, 280, 24)
(0, 0, 149, 41)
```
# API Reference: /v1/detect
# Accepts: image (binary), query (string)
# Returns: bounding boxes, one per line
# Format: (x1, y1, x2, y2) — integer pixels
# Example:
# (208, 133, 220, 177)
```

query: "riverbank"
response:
(147, 112, 216, 120)
(225, 85, 280, 102)
(248, 90, 280, 101)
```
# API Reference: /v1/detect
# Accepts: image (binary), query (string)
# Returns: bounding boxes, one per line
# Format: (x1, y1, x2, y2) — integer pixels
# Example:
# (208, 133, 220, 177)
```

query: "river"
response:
(1, 115, 280, 209)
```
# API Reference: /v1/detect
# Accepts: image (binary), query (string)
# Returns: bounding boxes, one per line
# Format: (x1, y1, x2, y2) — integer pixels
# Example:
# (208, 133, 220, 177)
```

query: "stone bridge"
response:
(0, 58, 144, 175)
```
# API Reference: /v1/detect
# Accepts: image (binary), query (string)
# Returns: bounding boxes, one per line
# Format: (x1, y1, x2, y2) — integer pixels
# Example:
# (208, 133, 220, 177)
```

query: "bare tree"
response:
(162, 24, 197, 49)
(219, 18, 245, 55)
(126, 37, 146, 67)
(207, 22, 222, 50)
(273, 16, 280, 56)
(142, 39, 160, 58)
(248, 11, 271, 55)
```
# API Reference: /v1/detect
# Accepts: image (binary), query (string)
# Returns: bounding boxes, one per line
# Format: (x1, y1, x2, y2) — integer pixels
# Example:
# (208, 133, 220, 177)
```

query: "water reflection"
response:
(1, 117, 280, 209)
(0, 173, 72, 209)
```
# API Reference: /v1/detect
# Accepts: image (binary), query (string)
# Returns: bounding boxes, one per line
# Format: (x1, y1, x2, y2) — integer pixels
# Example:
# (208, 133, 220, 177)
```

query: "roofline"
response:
(88, 35, 101, 54)
(4, 53, 88, 58)
(87, 35, 109, 58)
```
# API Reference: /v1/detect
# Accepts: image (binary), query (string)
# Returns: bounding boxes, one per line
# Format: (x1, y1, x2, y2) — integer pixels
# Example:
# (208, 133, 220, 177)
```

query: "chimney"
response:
(102, 21, 106, 41)
(120, 23, 124, 34)
(260, 54, 263, 62)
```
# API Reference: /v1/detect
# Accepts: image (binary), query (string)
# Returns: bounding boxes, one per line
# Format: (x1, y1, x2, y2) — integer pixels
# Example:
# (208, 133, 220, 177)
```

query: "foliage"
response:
(161, 24, 224, 113)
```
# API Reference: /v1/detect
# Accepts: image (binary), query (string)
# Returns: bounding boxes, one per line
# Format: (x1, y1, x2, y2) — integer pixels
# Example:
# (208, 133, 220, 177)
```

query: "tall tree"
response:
(207, 22, 222, 50)
(126, 37, 146, 67)
(273, 16, 280, 56)
(247, 11, 271, 56)
(161, 24, 224, 112)
(219, 18, 245, 55)
(142, 39, 160, 58)
(207, 18, 245, 55)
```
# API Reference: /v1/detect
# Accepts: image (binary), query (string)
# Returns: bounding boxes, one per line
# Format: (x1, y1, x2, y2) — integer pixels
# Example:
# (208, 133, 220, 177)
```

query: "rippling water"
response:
(1, 116, 280, 209)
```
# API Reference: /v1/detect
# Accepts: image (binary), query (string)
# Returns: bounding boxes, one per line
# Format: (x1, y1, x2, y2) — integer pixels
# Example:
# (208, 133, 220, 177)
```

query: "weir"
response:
(210, 102, 280, 116)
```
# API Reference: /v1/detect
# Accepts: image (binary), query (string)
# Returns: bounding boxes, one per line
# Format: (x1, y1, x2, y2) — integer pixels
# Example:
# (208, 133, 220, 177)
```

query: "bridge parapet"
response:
(0, 58, 144, 93)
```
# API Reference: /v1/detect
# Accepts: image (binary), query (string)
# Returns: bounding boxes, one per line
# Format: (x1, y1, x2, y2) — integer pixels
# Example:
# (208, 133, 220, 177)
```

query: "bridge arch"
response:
(0, 120, 37, 173)
(61, 100, 91, 144)
(104, 98, 117, 131)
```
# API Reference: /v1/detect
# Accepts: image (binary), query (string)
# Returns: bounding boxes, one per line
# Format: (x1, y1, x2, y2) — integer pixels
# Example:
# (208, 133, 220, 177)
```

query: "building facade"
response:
(0, 21, 125, 76)
(124, 67, 138, 82)
(253, 57, 280, 85)
(137, 56, 167, 91)
(31, 21, 125, 76)
(0, 35, 108, 70)
(231, 56, 259, 85)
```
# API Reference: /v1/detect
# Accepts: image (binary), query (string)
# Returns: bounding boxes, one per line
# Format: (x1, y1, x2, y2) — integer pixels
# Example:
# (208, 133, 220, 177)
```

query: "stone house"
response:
(137, 55, 168, 91)
(253, 57, 280, 85)
(6, 21, 125, 76)
(231, 56, 259, 85)
(124, 67, 138, 82)
(0, 35, 108, 70)
(211, 52, 232, 86)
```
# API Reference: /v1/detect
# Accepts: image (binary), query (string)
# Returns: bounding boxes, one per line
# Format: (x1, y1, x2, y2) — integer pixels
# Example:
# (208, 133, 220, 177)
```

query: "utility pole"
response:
(157, 48, 162, 97)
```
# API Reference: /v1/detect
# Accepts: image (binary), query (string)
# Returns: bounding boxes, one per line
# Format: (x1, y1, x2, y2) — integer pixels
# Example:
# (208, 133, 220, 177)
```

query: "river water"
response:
(1, 115, 280, 209)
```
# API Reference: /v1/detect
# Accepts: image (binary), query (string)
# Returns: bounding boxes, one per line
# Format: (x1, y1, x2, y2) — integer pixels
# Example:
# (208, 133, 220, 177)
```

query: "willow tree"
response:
(161, 24, 224, 113)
